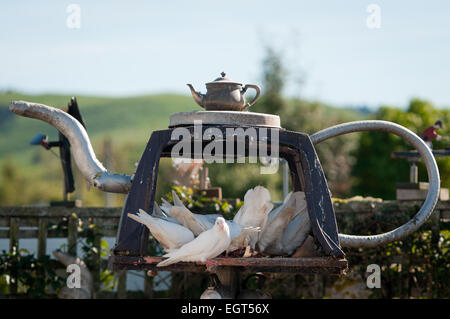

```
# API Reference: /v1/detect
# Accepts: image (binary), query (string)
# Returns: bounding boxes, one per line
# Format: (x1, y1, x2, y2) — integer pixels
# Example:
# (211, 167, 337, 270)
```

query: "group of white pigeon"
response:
(127, 186, 311, 267)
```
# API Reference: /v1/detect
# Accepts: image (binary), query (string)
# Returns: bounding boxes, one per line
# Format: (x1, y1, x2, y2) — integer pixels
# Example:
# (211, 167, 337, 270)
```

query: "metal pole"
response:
(410, 162, 418, 183)
(104, 138, 114, 207)
(9, 101, 132, 193)
(216, 269, 240, 298)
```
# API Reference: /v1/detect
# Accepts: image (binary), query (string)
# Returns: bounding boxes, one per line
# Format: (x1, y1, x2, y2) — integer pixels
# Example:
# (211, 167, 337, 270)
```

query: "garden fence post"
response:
(9, 217, 19, 294)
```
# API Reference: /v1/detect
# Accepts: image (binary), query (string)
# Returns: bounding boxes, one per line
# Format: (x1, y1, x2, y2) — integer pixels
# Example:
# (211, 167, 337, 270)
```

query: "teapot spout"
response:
(187, 84, 205, 108)
(9, 101, 132, 194)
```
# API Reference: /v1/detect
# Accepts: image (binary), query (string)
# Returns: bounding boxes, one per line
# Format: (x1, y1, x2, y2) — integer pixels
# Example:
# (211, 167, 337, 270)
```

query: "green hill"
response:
(0, 92, 202, 161)
(0, 91, 364, 206)
(0, 92, 204, 206)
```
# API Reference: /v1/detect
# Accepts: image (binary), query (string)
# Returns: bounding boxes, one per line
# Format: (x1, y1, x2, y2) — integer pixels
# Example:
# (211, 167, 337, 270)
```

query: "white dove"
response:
(226, 221, 260, 253)
(160, 195, 190, 219)
(127, 209, 194, 252)
(280, 204, 311, 255)
(257, 191, 297, 253)
(232, 186, 274, 248)
(152, 201, 181, 225)
(157, 217, 231, 267)
(160, 198, 173, 216)
(168, 191, 221, 236)
(288, 191, 308, 220)
(263, 191, 310, 256)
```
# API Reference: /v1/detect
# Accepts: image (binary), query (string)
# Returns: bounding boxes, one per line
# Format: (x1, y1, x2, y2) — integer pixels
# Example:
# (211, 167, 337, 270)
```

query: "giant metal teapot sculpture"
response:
(8, 72, 440, 250)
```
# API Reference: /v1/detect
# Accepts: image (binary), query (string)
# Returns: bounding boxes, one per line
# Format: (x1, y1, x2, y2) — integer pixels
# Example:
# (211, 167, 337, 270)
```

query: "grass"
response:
(0, 92, 203, 205)
(0, 92, 203, 160)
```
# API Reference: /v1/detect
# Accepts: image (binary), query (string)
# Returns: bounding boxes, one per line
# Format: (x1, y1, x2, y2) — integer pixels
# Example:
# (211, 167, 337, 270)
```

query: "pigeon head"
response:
(214, 217, 228, 232)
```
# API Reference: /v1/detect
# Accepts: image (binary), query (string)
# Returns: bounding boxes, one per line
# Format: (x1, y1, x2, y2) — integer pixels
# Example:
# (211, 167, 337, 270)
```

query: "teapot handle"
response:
(241, 84, 261, 111)
(310, 120, 440, 248)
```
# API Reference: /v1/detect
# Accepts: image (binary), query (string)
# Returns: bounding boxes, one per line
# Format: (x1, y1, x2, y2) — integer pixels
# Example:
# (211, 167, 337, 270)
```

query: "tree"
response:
(252, 47, 287, 115)
(351, 99, 450, 199)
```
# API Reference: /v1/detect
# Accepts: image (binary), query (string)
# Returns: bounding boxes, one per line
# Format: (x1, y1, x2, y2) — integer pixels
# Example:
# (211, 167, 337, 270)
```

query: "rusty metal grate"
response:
(110, 256, 348, 275)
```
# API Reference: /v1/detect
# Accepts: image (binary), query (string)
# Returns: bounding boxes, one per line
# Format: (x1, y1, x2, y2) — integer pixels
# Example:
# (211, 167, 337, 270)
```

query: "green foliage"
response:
(253, 46, 287, 115)
(165, 185, 240, 220)
(252, 47, 363, 197)
(282, 99, 362, 196)
(0, 92, 200, 159)
(0, 92, 200, 207)
(0, 248, 65, 297)
(352, 99, 450, 199)
(53, 213, 116, 292)
(207, 162, 284, 201)
(335, 202, 449, 298)
(0, 214, 116, 297)
(347, 229, 449, 298)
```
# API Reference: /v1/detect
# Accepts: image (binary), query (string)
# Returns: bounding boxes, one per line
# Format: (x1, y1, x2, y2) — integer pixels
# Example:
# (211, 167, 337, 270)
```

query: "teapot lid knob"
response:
(208, 72, 242, 85)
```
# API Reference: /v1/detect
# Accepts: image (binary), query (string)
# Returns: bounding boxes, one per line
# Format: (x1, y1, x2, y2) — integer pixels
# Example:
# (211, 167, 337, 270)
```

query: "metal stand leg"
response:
(216, 268, 241, 298)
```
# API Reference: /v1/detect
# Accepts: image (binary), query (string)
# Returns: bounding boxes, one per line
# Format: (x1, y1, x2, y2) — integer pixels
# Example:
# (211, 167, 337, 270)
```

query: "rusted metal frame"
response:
(278, 130, 344, 258)
(113, 125, 280, 257)
(159, 125, 280, 160)
(114, 130, 173, 255)
(112, 125, 344, 262)
(279, 148, 305, 193)
(110, 256, 347, 274)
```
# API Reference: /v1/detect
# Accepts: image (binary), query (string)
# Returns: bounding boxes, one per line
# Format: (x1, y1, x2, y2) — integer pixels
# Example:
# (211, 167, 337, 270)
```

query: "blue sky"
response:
(1, 0, 449, 108)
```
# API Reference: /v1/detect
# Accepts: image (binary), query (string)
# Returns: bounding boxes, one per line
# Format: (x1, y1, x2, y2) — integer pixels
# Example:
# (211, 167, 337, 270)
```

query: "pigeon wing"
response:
(169, 206, 208, 236)
(227, 223, 260, 253)
(127, 209, 194, 251)
(258, 193, 296, 252)
(157, 223, 229, 267)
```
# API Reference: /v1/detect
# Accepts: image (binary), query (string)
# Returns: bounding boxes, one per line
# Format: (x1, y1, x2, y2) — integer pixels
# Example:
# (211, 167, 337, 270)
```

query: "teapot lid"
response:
(206, 72, 242, 86)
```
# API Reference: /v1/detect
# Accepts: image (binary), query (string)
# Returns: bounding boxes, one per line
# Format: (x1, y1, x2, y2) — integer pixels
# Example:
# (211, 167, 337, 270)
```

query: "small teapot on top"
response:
(187, 72, 260, 111)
